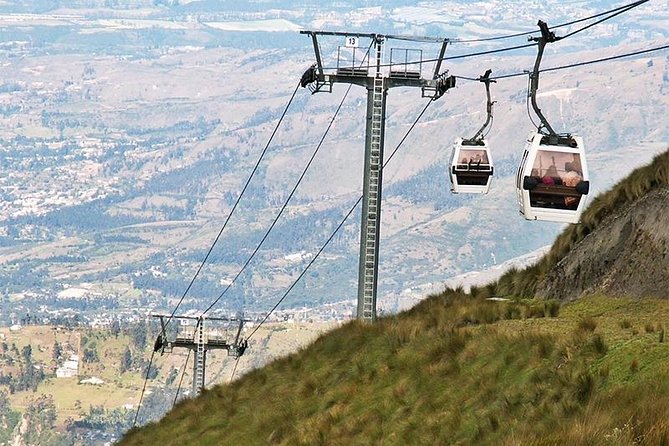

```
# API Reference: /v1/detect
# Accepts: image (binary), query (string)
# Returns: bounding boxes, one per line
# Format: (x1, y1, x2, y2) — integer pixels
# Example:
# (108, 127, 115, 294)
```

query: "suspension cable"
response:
(200, 83, 353, 316)
(559, 0, 648, 40)
(319, 0, 649, 71)
(229, 356, 241, 383)
(246, 99, 434, 341)
(199, 42, 374, 317)
(452, 42, 669, 82)
(132, 349, 157, 428)
(431, 0, 647, 65)
(450, 0, 649, 43)
(172, 349, 191, 408)
(161, 82, 302, 331)
(540, 43, 669, 72)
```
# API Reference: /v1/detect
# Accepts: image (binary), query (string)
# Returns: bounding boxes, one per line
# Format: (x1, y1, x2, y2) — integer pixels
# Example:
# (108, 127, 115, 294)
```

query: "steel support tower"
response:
(301, 31, 455, 322)
(153, 314, 249, 394)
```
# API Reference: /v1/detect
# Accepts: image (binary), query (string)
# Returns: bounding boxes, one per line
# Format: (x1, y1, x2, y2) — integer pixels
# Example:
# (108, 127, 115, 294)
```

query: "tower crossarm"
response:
(150, 314, 252, 392)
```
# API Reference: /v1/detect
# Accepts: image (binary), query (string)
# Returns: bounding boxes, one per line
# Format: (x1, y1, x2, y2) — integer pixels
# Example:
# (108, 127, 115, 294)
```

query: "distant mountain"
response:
(119, 149, 669, 445)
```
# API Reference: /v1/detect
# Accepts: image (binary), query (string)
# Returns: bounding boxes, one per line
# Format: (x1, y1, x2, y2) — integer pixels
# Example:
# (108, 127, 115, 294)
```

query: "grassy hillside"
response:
(120, 150, 669, 445)
(121, 293, 669, 445)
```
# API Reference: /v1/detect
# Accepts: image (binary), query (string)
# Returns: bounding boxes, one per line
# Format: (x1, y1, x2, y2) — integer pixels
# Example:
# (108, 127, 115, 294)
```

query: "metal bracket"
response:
(465, 69, 496, 142)
(528, 20, 561, 136)
(425, 71, 456, 100)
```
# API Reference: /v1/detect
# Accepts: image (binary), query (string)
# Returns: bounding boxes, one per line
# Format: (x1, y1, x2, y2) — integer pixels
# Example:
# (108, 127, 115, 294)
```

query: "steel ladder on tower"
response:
(194, 317, 205, 392)
(361, 75, 384, 321)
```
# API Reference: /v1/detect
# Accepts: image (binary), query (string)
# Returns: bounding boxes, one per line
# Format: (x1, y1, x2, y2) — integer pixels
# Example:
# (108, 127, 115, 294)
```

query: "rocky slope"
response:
(537, 152, 669, 300)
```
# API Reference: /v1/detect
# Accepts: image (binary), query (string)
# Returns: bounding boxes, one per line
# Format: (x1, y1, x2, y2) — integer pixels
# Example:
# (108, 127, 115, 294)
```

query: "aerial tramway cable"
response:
(200, 83, 356, 317)
(558, 0, 648, 40)
(246, 99, 435, 341)
(229, 356, 241, 383)
(318, 0, 650, 72)
(141, 45, 375, 415)
(451, 42, 669, 83)
(133, 349, 157, 427)
(161, 82, 302, 331)
(450, 0, 649, 43)
(199, 41, 374, 317)
(155, 43, 375, 403)
(134, 82, 302, 425)
(172, 349, 191, 408)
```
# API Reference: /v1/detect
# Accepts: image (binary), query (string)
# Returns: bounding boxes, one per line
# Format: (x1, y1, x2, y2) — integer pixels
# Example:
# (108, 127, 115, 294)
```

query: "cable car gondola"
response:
(450, 138, 494, 194)
(449, 70, 495, 194)
(516, 133, 589, 223)
(516, 21, 590, 223)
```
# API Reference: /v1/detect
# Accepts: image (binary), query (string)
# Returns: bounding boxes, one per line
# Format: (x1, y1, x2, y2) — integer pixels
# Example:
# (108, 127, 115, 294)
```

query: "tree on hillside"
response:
(165, 368, 178, 386)
(134, 388, 172, 427)
(83, 347, 99, 364)
(52, 341, 62, 363)
(120, 347, 132, 373)
(110, 319, 121, 338)
(21, 395, 70, 445)
(0, 390, 20, 444)
(130, 321, 148, 350)
(147, 364, 159, 380)
(70, 404, 133, 437)
(21, 345, 32, 363)
(0, 391, 8, 412)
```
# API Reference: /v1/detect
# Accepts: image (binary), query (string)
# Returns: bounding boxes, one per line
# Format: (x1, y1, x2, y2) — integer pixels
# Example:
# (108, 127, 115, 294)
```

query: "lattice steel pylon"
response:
(300, 31, 455, 322)
(153, 314, 250, 394)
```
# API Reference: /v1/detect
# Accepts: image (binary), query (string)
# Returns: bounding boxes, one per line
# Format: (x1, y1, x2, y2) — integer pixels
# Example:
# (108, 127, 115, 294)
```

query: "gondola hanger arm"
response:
(466, 69, 495, 142)
(528, 20, 560, 137)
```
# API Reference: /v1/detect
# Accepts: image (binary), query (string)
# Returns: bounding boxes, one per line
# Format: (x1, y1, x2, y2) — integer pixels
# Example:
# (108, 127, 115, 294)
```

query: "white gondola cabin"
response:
(449, 139, 494, 194)
(516, 132, 590, 223)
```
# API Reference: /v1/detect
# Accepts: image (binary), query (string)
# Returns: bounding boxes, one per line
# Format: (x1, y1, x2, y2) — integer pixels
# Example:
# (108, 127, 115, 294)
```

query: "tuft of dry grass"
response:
(577, 316, 598, 333)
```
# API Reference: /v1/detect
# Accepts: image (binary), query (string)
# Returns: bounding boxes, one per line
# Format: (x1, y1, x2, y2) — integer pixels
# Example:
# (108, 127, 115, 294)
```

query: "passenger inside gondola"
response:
(544, 159, 559, 180)
(456, 149, 490, 170)
(528, 151, 584, 210)
(570, 154, 583, 176)
(454, 148, 492, 187)
(561, 162, 583, 207)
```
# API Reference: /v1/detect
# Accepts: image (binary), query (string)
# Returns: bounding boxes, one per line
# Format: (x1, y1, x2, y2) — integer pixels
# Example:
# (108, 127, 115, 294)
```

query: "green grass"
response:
(120, 294, 669, 445)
